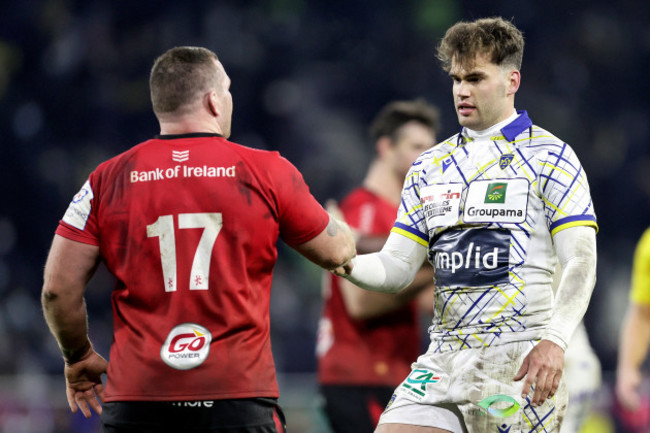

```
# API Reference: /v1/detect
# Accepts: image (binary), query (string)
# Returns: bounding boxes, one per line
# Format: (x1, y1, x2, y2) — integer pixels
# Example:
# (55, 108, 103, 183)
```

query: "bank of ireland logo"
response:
(161, 323, 212, 370)
(401, 369, 440, 398)
(485, 183, 508, 203)
(499, 153, 514, 170)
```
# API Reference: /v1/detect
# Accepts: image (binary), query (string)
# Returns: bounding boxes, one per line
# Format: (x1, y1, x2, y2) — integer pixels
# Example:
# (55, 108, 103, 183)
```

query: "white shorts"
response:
(378, 340, 568, 433)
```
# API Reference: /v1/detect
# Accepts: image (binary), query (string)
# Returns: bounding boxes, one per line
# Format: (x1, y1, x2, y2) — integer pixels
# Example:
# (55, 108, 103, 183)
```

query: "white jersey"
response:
(392, 111, 598, 353)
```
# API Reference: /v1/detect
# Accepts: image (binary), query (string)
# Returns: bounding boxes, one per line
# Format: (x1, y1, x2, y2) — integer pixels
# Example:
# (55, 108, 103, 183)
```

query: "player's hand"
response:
(332, 259, 354, 277)
(64, 349, 108, 418)
(616, 367, 643, 411)
(513, 339, 564, 407)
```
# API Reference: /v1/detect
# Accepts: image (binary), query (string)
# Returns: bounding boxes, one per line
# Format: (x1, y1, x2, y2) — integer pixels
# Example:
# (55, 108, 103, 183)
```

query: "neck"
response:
(158, 113, 223, 136)
(362, 159, 403, 206)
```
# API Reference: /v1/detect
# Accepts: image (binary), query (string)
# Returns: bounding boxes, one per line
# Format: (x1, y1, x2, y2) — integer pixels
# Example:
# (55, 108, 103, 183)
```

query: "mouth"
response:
(457, 103, 476, 116)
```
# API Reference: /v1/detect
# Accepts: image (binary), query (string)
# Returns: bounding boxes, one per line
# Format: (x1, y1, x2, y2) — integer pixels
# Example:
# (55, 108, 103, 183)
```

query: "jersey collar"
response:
(458, 110, 532, 144)
(156, 132, 224, 139)
(500, 110, 532, 142)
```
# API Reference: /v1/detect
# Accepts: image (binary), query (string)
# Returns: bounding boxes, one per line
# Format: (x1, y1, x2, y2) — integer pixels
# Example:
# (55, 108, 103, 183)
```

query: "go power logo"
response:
(161, 323, 212, 370)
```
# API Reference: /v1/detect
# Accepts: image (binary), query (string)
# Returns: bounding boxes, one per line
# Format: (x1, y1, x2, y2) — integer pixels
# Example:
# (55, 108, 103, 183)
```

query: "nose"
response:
(455, 81, 471, 98)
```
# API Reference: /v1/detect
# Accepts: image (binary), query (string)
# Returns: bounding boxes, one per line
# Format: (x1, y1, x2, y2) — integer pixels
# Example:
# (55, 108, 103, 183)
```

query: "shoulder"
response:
(225, 140, 295, 171)
(520, 124, 569, 153)
(92, 139, 154, 177)
(410, 136, 459, 170)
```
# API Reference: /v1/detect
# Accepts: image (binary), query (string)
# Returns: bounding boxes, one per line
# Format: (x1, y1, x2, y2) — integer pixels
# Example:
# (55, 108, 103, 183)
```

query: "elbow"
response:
(41, 283, 60, 308)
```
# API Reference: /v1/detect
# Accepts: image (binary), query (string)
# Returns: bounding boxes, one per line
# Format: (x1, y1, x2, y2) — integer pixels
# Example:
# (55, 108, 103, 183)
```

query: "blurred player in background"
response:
(41, 46, 356, 433)
(617, 227, 650, 416)
(316, 99, 439, 433)
(335, 17, 598, 433)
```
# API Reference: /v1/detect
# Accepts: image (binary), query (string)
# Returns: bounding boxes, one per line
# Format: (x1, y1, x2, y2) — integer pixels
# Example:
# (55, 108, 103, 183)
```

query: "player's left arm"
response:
(42, 234, 107, 417)
(515, 225, 597, 406)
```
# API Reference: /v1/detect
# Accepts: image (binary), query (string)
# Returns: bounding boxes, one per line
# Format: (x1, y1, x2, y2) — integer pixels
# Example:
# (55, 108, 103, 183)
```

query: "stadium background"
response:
(1, 0, 649, 431)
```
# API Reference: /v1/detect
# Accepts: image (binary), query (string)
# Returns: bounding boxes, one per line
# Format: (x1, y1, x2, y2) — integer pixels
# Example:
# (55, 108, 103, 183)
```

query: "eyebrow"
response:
(449, 71, 487, 80)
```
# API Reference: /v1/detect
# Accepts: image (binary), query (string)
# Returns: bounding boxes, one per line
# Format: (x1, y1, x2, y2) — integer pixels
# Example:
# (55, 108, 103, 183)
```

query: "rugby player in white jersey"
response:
(334, 17, 598, 433)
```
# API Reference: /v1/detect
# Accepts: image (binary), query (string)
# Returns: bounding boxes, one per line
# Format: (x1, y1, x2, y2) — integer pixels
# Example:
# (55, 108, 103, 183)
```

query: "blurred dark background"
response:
(0, 0, 649, 432)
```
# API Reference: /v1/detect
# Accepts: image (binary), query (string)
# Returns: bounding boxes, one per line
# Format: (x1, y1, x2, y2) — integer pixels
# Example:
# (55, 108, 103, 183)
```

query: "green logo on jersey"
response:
(485, 183, 507, 203)
(477, 394, 520, 418)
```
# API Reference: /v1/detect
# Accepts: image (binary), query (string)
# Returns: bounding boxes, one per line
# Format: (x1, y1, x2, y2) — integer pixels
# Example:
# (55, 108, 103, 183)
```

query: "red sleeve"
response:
(272, 156, 329, 247)
(55, 221, 100, 246)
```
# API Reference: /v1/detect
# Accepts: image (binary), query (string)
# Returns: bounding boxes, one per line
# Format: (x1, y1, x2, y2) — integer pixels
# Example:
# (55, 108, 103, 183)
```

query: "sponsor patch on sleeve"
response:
(463, 178, 529, 224)
(62, 180, 94, 230)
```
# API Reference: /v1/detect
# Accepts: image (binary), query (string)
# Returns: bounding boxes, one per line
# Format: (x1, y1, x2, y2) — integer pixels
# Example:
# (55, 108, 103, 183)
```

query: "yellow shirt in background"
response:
(630, 227, 650, 304)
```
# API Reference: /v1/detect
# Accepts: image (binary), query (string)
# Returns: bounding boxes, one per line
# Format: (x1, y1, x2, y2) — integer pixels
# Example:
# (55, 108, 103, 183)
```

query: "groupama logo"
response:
(161, 323, 212, 370)
(485, 183, 508, 203)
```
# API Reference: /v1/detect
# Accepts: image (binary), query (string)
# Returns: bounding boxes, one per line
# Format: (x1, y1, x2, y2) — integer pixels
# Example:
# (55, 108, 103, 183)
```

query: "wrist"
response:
(539, 333, 567, 351)
(62, 340, 93, 365)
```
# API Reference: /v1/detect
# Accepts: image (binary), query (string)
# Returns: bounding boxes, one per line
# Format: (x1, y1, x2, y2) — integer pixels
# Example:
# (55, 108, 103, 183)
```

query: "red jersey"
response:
(56, 133, 329, 402)
(317, 188, 420, 386)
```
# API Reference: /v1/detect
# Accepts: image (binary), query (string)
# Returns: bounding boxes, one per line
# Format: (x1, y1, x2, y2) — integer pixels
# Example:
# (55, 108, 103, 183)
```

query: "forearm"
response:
(344, 232, 427, 293)
(42, 288, 91, 363)
(618, 305, 650, 372)
(42, 235, 99, 363)
(543, 226, 597, 349)
(341, 266, 434, 319)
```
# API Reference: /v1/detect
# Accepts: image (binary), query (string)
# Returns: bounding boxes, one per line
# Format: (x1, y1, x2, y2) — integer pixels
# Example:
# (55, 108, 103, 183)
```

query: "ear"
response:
(506, 69, 521, 96)
(205, 91, 219, 117)
(376, 136, 393, 158)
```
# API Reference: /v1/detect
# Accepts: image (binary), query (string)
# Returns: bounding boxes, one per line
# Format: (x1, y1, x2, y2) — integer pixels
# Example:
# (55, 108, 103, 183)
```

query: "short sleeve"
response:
(55, 177, 100, 246)
(631, 228, 650, 305)
(273, 156, 329, 247)
(390, 164, 428, 247)
(539, 143, 598, 236)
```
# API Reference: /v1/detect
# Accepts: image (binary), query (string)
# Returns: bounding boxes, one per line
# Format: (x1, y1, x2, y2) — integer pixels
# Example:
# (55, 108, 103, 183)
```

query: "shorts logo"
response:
(161, 323, 211, 370)
(485, 183, 507, 203)
(499, 154, 514, 170)
(385, 393, 397, 410)
(476, 394, 520, 418)
(400, 369, 440, 399)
